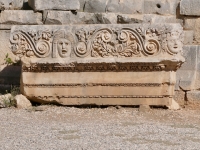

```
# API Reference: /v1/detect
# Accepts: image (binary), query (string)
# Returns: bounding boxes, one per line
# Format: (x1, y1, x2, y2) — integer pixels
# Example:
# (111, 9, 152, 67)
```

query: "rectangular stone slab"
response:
(10, 24, 184, 106)
(28, 0, 80, 11)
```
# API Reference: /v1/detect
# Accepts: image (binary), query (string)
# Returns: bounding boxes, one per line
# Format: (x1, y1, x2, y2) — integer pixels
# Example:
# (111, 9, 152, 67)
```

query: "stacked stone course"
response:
(0, 0, 199, 104)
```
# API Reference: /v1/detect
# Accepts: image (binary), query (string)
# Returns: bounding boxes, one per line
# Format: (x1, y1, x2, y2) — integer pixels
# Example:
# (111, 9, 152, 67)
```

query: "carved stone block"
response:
(28, 0, 80, 11)
(180, 0, 200, 16)
(10, 24, 184, 106)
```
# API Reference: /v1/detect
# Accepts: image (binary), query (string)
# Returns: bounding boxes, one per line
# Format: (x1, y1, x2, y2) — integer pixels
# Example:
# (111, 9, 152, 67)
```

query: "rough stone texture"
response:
(84, 0, 107, 13)
(0, 0, 23, 10)
(14, 94, 32, 109)
(9, 24, 184, 106)
(195, 46, 200, 90)
(106, 0, 144, 14)
(117, 14, 143, 24)
(0, 10, 43, 25)
(84, 0, 144, 14)
(174, 90, 185, 106)
(183, 30, 194, 45)
(0, 30, 16, 65)
(0, 94, 12, 107)
(144, 0, 179, 15)
(43, 11, 117, 25)
(28, 0, 80, 11)
(143, 14, 182, 24)
(176, 45, 198, 91)
(180, 0, 200, 16)
(187, 91, 200, 101)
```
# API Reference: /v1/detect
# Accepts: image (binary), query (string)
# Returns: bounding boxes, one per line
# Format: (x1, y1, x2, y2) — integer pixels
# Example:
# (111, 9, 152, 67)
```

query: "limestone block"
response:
(184, 18, 200, 44)
(143, 14, 180, 24)
(187, 91, 200, 101)
(43, 11, 117, 25)
(176, 45, 198, 91)
(28, 0, 80, 11)
(14, 94, 32, 109)
(144, 0, 179, 15)
(174, 90, 185, 106)
(9, 24, 184, 106)
(0, 0, 23, 10)
(84, 0, 107, 13)
(0, 30, 16, 65)
(106, 0, 144, 14)
(0, 10, 42, 25)
(167, 99, 180, 110)
(180, 0, 200, 16)
(183, 30, 194, 45)
(195, 46, 200, 89)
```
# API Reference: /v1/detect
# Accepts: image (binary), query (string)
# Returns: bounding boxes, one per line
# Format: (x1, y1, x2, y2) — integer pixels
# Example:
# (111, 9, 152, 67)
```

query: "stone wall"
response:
(0, 0, 199, 103)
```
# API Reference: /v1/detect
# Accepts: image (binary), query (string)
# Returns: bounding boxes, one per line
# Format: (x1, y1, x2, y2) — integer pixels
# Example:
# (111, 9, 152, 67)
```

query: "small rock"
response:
(14, 94, 32, 109)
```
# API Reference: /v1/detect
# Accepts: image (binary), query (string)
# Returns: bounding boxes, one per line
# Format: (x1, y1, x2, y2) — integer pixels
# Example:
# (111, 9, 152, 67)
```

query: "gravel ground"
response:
(1, 104, 200, 150)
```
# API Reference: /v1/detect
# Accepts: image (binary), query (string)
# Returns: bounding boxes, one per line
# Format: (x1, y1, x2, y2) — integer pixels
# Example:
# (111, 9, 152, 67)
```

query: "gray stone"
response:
(106, 0, 144, 14)
(28, 0, 80, 11)
(117, 14, 143, 24)
(144, 0, 179, 15)
(143, 14, 181, 24)
(195, 46, 200, 90)
(43, 11, 117, 25)
(0, 0, 23, 10)
(183, 30, 194, 45)
(0, 10, 42, 25)
(187, 91, 200, 101)
(176, 45, 198, 91)
(14, 94, 32, 109)
(180, 0, 200, 16)
(84, 0, 107, 13)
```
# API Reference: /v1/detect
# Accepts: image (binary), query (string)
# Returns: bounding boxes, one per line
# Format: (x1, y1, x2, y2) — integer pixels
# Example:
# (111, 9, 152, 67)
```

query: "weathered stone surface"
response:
(43, 11, 117, 25)
(176, 45, 198, 91)
(0, 10, 42, 25)
(10, 24, 184, 106)
(187, 91, 200, 101)
(28, 0, 80, 11)
(195, 46, 200, 90)
(183, 18, 200, 44)
(84, 0, 144, 14)
(117, 14, 143, 24)
(143, 14, 182, 24)
(180, 0, 200, 16)
(14, 94, 32, 109)
(144, 0, 179, 15)
(106, 0, 144, 14)
(139, 105, 150, 112)
(84, 0, 107, 13)
(174, 90, 185, 106)
(183, 30, 194, 45)
(0, 0, 23, 10)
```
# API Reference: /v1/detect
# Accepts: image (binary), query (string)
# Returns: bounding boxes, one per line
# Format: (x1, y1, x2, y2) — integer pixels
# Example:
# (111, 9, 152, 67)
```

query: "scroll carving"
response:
(10, 25, 184, 59)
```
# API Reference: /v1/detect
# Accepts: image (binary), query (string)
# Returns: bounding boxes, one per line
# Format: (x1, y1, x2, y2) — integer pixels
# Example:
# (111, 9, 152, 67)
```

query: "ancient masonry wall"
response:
(0, 0, 199, 103)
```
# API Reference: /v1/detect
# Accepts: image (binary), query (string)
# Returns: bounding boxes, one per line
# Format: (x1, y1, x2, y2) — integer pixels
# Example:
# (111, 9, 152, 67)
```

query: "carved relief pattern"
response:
(24, 83, 161, 88)
(10, 26, 183, 58)
(22, 63, 166, 72)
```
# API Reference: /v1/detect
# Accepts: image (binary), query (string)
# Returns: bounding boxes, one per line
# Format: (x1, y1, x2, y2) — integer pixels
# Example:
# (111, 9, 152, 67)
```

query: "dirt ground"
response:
(0, 101, 200, 150)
